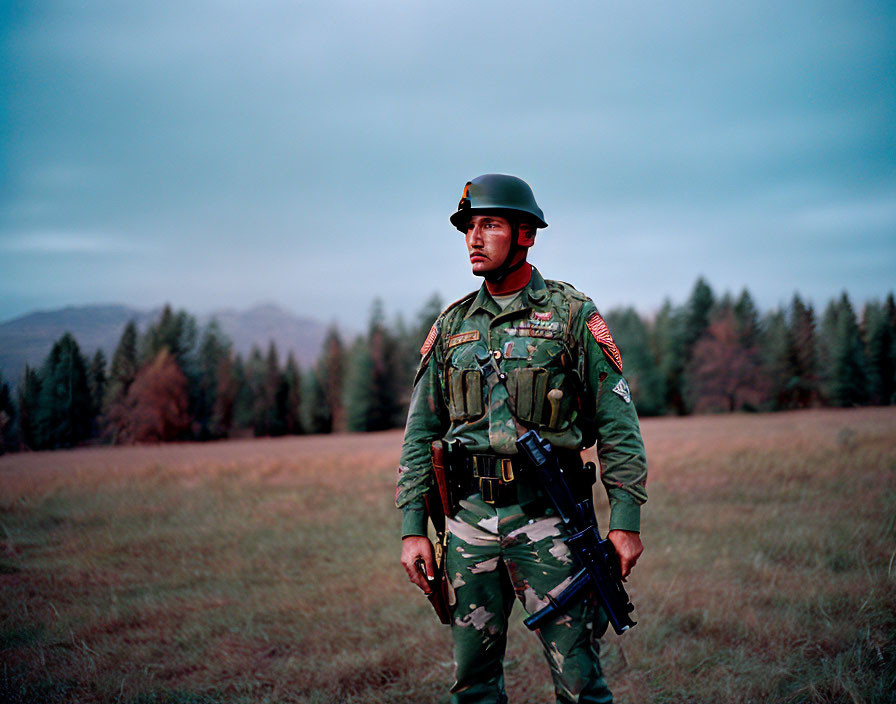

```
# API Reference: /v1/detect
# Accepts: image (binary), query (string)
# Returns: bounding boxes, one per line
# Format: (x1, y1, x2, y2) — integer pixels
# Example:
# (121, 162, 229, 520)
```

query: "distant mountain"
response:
(209, 303, 328, 364)
(0, 303, 329, 386)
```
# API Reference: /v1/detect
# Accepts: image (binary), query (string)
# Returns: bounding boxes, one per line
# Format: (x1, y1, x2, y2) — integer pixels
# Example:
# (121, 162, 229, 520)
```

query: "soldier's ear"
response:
(517, 222, 537, 247)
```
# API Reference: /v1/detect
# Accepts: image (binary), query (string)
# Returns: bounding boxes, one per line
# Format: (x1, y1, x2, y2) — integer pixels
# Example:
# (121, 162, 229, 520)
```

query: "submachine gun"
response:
(515, 430, 637, 635)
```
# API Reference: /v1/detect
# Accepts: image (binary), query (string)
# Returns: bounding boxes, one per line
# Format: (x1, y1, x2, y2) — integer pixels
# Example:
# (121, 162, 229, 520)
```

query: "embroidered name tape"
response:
(447, 330, 481, 348)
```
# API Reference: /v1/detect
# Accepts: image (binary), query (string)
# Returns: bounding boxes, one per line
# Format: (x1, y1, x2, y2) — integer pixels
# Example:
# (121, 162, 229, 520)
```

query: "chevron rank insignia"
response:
(612, 378, 632, 403)
(586, 312, 623, 373)
(420, 324, 438, 356)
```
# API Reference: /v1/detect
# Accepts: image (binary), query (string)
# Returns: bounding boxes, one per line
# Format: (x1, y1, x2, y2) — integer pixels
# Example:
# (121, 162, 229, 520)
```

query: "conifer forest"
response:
(1, 278, 894, 453)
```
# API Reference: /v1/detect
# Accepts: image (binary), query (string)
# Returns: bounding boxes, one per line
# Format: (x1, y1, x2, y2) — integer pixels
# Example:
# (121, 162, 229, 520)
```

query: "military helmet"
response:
(450, 173, 548, 232)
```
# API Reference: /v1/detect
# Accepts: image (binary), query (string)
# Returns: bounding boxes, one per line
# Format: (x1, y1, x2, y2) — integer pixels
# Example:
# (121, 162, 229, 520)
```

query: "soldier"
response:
(396, 174, 647, 703)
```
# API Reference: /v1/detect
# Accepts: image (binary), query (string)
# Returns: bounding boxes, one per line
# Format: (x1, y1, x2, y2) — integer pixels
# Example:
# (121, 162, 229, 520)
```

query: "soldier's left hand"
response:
(608, 530, 643, 579)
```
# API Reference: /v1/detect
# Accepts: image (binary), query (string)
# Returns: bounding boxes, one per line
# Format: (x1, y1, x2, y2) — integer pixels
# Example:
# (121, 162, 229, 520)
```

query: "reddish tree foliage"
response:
(687, 311, 766, 413)
(106, 349, 191, 443)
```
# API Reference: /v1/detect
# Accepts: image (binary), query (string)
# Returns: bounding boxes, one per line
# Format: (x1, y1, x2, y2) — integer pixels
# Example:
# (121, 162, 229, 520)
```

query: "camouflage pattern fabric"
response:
(447, 495, 612, 703)
(397, 267, 647, 703)
(397, 268, 647, 539)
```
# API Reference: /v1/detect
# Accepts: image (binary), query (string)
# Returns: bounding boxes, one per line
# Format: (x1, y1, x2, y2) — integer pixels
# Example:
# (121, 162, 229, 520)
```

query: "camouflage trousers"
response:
(446, 495, 612, 704)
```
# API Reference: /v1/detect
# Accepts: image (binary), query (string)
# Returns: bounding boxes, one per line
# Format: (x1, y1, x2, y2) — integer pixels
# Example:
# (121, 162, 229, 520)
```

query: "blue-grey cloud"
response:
(1, 0, 894, 328)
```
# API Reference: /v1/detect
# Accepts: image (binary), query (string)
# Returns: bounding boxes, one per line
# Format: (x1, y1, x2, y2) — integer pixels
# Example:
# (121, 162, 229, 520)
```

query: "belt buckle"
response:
(480, 477, 498, 504)
(500, 458, 514, 482)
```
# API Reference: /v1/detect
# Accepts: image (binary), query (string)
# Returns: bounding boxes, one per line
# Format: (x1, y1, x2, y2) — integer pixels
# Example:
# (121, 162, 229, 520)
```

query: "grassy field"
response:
(1, 408, 894, 703)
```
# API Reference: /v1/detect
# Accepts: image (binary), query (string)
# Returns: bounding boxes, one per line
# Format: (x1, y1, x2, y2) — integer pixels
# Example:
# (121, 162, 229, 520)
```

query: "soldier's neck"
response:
(485, 262, 532, 296)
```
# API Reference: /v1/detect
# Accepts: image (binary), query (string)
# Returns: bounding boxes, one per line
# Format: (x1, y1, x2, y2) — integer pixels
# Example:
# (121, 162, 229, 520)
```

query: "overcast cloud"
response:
(1, 1, 894, 329)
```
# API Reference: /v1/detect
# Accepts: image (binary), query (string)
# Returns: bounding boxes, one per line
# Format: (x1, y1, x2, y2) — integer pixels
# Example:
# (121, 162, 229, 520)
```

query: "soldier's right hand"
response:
(401, 535, 436, 593)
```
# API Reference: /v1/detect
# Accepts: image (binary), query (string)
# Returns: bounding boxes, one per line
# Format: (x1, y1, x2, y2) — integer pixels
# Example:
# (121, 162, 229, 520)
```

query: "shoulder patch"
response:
(420, 324, 438, 356)
(612, 378, 632, 403)
(586, 312, 623, 373)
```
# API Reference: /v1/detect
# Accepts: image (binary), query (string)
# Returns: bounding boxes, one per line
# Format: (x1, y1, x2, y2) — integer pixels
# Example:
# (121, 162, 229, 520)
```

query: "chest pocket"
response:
(504, 337, 575, 430)
(444, 341, 486, 422)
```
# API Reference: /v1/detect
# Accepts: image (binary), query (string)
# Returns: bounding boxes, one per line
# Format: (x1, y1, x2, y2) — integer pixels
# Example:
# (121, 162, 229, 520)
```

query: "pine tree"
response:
(0, 371, 15, 454)
(35, 332, 93, 449)
(87, 349, 107, 438)
(197, 319, 232, 437)
(761, 308, 794, 410)
(244, 346, 268, 435)
(303, 368, 331, 434)
(344, 336, 376, 432)
(684, 278, 716, 357)
(733, 289, 761, 349)
(651, 299, 686, 415)
(17, 366, 41, 450)
(105, 320, 138, 414)
(885, 293, 896, 404)
(820, 294, 868, 406)
(284, 352, 303, 435)
(231, 354, 254, 431)
(653, 277, 718, 415)
(367, 300, 401, 430)
(862, 300, 894, 405)
(790, 295, 819, 408)
(317, 325, 345, 432)
(140, 304, 198, 367)
(264, 342, 288, 436)
(212, 352, 238, 436)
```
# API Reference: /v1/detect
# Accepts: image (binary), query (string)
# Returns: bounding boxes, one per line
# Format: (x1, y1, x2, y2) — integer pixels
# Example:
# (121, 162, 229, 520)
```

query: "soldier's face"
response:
(465, 215, 535, 275)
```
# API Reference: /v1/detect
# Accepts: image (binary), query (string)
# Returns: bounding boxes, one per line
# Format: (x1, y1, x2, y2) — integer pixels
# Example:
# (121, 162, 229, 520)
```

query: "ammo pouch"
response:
(507, 368, 549, 425)
(446, 368, 484, 422)
(506, 366, 575, 431)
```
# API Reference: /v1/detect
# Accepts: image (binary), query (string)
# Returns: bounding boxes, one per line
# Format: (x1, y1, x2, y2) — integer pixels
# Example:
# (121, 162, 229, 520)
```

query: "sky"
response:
(1, 0, 894, 330)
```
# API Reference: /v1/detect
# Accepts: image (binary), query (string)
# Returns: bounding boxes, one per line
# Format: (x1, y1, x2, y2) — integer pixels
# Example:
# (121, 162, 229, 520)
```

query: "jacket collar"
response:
(464, 266, 550, 320)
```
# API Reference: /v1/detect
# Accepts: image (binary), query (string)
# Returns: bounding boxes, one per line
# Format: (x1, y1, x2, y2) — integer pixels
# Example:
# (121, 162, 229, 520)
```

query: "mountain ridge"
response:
(0, 303, 330, 386)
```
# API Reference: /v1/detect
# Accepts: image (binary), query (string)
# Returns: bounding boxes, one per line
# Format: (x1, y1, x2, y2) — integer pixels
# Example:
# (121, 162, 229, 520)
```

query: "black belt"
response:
(449, 448, 584, 507)
(464, 454, 529, 506)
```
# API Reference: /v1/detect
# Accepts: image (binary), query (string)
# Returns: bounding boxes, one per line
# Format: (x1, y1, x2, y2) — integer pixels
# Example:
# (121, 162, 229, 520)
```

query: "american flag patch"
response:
(586, 312, 623, 373)
(420, 324, 438, 356)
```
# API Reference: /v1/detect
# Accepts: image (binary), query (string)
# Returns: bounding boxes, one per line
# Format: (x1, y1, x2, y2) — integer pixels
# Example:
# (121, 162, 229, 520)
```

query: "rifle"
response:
(413, 441, 454, 625)
(515, 430, 637, 635)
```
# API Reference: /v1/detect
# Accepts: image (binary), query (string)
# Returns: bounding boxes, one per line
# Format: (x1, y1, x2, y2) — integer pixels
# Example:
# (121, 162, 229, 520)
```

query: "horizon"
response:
(3, 275, 893, 333)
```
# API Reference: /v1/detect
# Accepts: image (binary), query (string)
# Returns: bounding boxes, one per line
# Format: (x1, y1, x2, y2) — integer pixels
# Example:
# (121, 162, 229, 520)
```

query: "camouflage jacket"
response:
(396, 267, 647, 537)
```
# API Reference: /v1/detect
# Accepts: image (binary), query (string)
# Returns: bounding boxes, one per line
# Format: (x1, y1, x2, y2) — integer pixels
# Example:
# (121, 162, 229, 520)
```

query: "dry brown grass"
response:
(1, 408, 894, 703)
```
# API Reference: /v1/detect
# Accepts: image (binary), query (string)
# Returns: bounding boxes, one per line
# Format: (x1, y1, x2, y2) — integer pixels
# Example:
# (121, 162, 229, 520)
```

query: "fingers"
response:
(401, 537, 435, 593)
(619, 554, 637, 579)
(608, 529, 644, 580)
(404, 559, 430, 592)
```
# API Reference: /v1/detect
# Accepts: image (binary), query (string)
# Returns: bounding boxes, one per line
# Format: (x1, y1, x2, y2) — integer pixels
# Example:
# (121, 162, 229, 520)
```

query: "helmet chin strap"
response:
(482, 222, 527, 284)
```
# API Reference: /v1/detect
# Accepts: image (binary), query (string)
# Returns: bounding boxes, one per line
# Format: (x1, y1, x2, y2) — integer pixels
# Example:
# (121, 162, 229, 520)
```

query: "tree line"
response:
(0, 281, 893, 453)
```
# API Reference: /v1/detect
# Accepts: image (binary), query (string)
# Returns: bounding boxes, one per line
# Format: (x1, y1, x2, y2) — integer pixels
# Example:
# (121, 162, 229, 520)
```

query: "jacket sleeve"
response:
(395, 335, 450, 538)
(578, 301, 648, 533)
